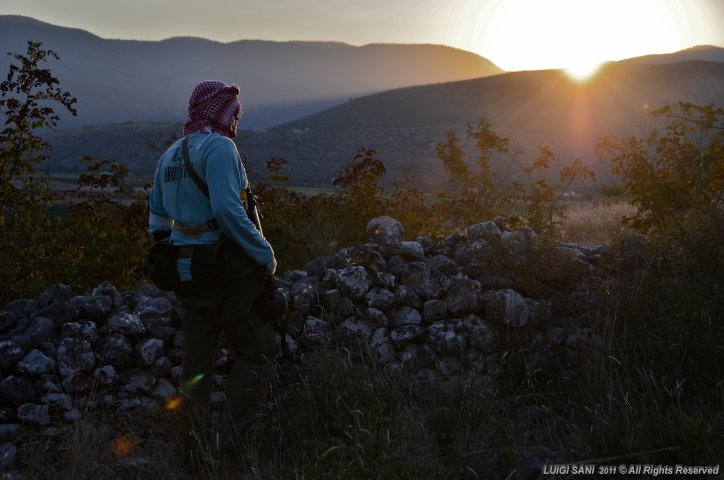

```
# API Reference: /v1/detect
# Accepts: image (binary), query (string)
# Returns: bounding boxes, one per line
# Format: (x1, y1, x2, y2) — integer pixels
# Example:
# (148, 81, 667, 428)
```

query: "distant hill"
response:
(620, 45, 724, 65)
(0, 15, 502, 129)
(242, 60, 724, 188)
(45, 59, 724, 189)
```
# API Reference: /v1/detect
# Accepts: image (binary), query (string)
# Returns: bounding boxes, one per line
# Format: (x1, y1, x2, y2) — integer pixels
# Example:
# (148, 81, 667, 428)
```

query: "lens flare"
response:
(112, 435, 135, 457)
(164, 396, 183, 412)
(182, 373, 205, 392)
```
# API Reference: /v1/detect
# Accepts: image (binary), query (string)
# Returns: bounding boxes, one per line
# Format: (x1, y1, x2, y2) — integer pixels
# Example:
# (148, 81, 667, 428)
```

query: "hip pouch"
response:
(148, 242, 179, 291)
(190, 235, 252, 288)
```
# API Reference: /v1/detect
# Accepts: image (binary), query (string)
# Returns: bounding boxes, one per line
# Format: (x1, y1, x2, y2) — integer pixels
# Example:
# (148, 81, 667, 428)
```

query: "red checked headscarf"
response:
(183, 80, 242, 137)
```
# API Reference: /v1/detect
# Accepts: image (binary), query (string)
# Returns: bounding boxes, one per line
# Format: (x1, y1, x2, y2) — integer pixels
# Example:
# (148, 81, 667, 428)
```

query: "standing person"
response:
(148, 80, 279, 470)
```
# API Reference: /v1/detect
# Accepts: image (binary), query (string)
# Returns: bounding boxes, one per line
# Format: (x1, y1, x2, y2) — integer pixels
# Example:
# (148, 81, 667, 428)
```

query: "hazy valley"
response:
(0, 15, 501, 129)
(2, 15, 723, 189)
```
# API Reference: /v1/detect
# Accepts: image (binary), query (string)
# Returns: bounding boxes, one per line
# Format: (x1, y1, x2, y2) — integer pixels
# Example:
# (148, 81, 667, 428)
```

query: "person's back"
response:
(148, 80, 278, 473)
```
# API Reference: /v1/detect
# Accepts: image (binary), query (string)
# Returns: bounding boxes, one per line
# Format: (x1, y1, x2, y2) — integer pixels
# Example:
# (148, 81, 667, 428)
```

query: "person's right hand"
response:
(260, 257, 277, 277)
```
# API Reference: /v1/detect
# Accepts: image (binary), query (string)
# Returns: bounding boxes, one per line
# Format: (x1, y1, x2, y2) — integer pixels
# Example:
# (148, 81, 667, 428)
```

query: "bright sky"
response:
(2, 0, 723, 74)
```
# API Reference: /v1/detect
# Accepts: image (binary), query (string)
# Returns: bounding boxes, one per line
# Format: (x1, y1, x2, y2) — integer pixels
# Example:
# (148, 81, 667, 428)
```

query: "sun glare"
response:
(469, 0, 687, 73)
(565, 61, 601, 81)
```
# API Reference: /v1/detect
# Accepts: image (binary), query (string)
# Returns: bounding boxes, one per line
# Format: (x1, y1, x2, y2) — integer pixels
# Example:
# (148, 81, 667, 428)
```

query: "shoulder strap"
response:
(182, 135, 210, 198)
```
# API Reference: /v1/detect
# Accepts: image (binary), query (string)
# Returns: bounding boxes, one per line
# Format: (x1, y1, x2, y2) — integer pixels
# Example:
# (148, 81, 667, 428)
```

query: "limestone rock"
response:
(343, 244, 387, 273)
(71, 295, 113, 322)
(392, 306, 422, 328)
(135, 296, 173, 320)
(415, 236, 434, 254)
(291, 279, 319, 315)
(0, 376, 35, 405)
(135, 339, 165, 368)
(371, 328, 396, 364)
(389, 325, 424, 350)
(468, 239, 494, 263)
(366, 216, 404, 246)
(337, 319, 372, 357)
(467, 221, 502, 242)
(141, 316, 171, 331)
(148, 356, 173, 378)
(466, 316, 496, 352)
(41, 393, 73, 412)
(426, 320, 468, 355)
(400, 344, 435, 372)
(425, 255, 458, 276)
(363, 288, 395, 311)
(300, 316, 331, 350)
(398, 262, 450, 299)
(16, 350, 55, 377)
(2, 299, 33, 319)
(442, 276, 479, 317)
(92, 282, 123, 308)
(31, 302, 74, 329)
(35, 284, 73, 309)
(305, 255, 342, 279)
(422, 299, 447, 326)
(0, 341, 25, 374)
(61, 373, 94, 395)
(364, 308, 388, 329)
(373, 272, 396, 289)
(24, 317, 55, 347)
(430, 233, 464, 257)
(105, 312, 147, 336)
(17, 403, 50, 426)
(119, 368, 156, 394)
(393, 285, 423, 309)
(321, 289, 354, 317)
(479, 289, 530, 327)
(101, 334, 133, 367)
(94, 365, 120, 389)
(56, 338, 95, 377)
(61, 321, 99, 345)
(336, 266, 372, 303)
(151, 378, 177, 403)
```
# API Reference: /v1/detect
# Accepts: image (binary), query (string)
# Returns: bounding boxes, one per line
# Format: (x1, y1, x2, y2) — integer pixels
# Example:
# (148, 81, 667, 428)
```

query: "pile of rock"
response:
(277, 216, 599, 380)
(0, 216, 604, 472)
(0, 282, 188, 471)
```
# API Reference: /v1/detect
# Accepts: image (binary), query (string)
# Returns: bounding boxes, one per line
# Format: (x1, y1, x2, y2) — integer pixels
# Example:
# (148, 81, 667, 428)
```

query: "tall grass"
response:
(12, 200, 723, 478)
(557, 200, 636, 243)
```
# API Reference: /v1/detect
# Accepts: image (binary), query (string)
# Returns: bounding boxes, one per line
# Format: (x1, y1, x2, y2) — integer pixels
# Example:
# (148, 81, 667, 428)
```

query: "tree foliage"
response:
(596, 102, 723, 235)
(0, 42, 150, 302)
(433, 119, 595, 234)
(596, 102, 724, 289)
(0, 41, 77, 198)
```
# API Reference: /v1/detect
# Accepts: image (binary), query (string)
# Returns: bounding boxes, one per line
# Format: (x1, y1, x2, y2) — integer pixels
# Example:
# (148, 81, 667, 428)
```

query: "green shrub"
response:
(0, 42, 150, 301)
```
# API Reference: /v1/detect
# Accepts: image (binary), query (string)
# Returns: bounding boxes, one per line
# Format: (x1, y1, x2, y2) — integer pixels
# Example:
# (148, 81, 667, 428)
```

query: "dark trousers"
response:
(175, 273, 278, 456)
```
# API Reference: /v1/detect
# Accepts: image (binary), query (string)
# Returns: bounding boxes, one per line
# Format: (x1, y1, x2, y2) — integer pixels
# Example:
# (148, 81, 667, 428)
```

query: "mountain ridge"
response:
(0, 15, 503, 129)
(43, 60, 724, 190)
(3, 15, 723, 188)
(620, 44, 724, 65)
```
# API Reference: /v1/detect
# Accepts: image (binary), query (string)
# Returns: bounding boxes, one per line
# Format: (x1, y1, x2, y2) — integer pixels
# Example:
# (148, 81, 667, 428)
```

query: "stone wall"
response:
(0, 216, 607, 472)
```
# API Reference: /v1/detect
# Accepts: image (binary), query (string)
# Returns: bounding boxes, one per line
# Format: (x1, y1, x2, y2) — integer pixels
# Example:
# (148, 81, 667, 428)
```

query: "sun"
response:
(468, 0, 687, 74)
(565, 59, 602, 81)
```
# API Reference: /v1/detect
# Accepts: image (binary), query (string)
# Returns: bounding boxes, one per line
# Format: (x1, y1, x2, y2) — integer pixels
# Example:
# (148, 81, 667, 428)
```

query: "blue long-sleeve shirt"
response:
(148, 131, 275, 281)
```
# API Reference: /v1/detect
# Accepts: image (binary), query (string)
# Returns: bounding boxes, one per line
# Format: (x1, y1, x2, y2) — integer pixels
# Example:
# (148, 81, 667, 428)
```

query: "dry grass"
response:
(557, 200, 636, 243)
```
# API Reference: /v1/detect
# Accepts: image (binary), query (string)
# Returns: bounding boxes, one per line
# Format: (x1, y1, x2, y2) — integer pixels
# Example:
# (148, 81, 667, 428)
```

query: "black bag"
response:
(148, 242, 179, 291)
(190, 235, 252, 288)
